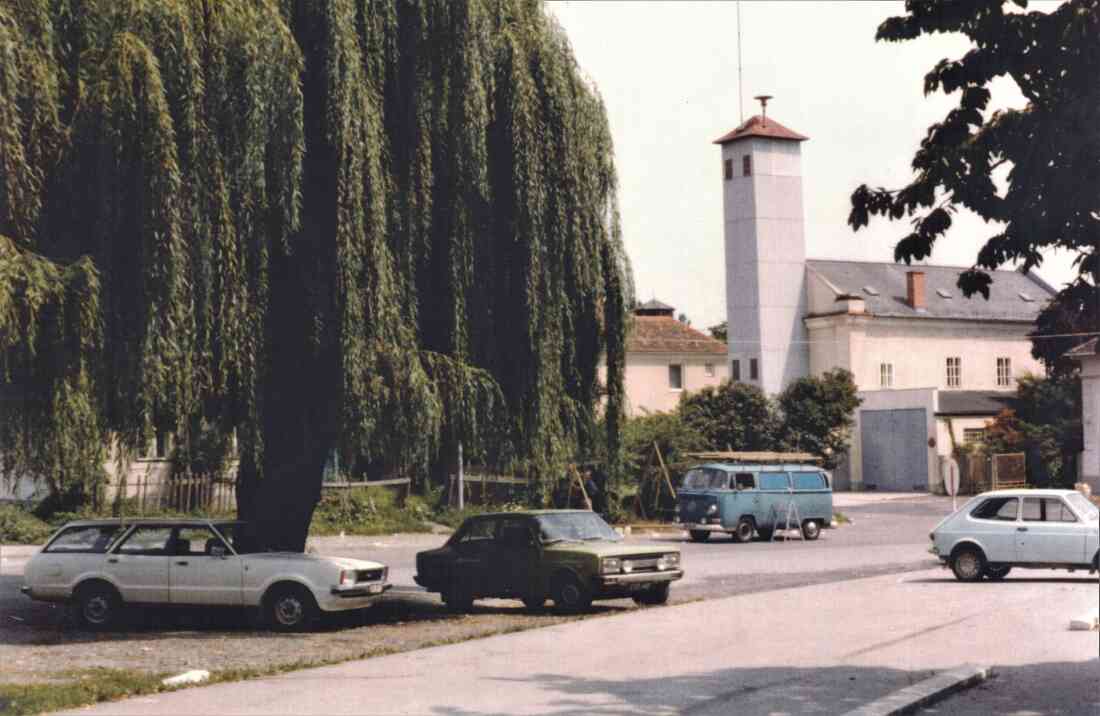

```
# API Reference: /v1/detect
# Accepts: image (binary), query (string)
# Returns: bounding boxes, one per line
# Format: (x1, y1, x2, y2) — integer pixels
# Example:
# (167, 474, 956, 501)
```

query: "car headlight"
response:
(658, 553, 681, 570)
(706, 504, 718, 515)
(339, 569, 356, 587)
(601, 557, 622, 575)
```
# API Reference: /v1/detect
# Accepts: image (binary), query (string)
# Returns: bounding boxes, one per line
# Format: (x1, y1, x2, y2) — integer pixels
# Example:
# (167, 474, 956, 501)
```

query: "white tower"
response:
(715, 98, 810, 395)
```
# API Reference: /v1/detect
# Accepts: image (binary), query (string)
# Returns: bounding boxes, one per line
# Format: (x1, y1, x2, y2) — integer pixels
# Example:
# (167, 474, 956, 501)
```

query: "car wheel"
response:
(983, 565, 1012, 581)
(632, 583, 670, 607)
(756, 527, 774, 542)
(73, 582, 121, 631)
(265, 584, 318, 632)
(551, 573, 593, 612)
(443, 581, 474, 613)
(801, 520, 821, 541)
(689, 530, 710, 543)
(950, 546, 986, 583)
(731, 518, 755, 543)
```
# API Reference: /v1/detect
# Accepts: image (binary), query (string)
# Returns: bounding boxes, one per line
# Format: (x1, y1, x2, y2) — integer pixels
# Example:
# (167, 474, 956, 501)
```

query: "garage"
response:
(860, 408, 929, 492)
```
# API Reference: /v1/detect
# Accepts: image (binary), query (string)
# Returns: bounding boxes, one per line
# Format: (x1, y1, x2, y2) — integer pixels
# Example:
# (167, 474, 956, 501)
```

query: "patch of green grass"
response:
(832, 512, 851, 525)
(0, 505, 53, 544)
(0, 668, 167, 716)
(308, 487, 431, 536)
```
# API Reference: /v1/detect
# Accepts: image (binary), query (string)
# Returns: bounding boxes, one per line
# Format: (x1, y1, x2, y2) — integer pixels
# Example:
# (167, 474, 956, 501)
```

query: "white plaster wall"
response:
(1078, 355, 1100, 491)
(613, 353, 729, 416)
(806, 315, 1042, 392)
(721, 137, 808, 396)
(848, 388, 938, 490)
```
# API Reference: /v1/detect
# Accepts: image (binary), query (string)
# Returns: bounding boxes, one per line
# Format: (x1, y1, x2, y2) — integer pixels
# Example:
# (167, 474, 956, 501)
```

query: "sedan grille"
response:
(621, 554, 665, 573)
(356, 568, 386, 583)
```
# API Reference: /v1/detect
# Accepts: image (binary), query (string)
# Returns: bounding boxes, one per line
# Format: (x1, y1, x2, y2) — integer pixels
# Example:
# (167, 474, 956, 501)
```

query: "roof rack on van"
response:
(685, 451, 823, 464)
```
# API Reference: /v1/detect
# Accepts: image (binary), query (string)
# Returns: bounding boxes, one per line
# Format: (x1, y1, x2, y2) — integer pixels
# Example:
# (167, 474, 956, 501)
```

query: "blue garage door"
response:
(860, 409, 928, 492)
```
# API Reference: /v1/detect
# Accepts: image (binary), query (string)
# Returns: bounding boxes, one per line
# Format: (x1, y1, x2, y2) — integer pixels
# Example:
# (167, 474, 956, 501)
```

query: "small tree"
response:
(708, 321, 728, 343)
(777, 369, 862, 470)
(679, 382, 780, 453)
(982, 374, 1082, 486)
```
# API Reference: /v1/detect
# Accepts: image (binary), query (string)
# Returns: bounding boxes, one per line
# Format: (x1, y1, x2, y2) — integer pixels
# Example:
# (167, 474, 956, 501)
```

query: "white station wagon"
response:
(930, 489, 1100, 582)
(21, 518, 391, 630)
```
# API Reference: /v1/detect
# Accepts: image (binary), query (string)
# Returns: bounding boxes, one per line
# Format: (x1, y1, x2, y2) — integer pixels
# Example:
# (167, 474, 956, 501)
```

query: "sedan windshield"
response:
(537, 513, 621, 543)
(1065, 493, 1099, 521)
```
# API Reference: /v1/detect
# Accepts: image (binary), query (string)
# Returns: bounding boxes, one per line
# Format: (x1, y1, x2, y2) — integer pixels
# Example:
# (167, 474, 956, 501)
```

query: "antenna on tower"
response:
(737, 1, 744, 124)
(754, 95, 773, 126)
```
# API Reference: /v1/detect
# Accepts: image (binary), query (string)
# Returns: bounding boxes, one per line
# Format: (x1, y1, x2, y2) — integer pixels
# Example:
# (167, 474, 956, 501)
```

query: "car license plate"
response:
(368, 584, 384, 594)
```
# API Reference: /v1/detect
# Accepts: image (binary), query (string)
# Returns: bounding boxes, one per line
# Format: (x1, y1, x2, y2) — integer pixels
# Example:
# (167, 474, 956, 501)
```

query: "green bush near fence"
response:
(0, 505, 54, 544)
(309, 487, 432, 536)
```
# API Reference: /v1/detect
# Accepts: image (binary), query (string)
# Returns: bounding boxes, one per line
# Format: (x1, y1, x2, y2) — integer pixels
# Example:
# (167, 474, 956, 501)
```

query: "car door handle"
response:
(1017, 527, 1028, 532)
(107, 558, 118, 564)
(175, 561, 189, 566)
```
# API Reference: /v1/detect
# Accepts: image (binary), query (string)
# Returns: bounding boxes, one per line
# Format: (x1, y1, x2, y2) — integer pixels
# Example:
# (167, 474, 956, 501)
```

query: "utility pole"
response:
(457, 441, 464, 510)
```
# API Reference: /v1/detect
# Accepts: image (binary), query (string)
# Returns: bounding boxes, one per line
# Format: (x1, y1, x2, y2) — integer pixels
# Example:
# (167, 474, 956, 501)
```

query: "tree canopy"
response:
(849, 0, 1100, 367)
(0, 0, 632, 549)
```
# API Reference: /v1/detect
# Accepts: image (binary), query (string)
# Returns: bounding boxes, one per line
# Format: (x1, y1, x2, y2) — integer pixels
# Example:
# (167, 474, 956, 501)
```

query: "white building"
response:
(1067, 339, 1100, 493)
(618, 300, 729, 416)
(717, 112, 1055, 491)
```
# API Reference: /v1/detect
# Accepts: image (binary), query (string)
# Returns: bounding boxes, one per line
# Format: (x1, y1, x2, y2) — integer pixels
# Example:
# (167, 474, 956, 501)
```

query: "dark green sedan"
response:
(415, 510, 683, 611)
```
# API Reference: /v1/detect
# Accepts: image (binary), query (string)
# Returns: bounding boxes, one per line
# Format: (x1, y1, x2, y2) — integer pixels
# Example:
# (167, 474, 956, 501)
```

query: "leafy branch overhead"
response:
(849, 0, 1100, 342)
(0, 0, 632, 549)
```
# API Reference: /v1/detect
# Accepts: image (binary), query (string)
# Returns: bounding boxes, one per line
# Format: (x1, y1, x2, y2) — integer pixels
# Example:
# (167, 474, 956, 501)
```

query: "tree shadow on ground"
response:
(0, 573, 627, 646)
(918, 659, 1100, 716)
(428, 664, 943, 716)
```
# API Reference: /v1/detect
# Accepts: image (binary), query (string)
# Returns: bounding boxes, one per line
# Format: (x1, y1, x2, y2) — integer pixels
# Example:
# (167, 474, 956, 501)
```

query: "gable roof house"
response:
(715, 109, 1056, 491)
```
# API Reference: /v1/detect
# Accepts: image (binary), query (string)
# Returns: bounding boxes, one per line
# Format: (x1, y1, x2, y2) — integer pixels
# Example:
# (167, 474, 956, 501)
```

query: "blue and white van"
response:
(675, 459, 833, 543)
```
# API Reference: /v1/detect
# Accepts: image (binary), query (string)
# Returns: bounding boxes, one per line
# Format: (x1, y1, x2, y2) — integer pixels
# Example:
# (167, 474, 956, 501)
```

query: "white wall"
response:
(1079, 355, 1100, 492)
(806, 315, 1044, 393)
(614, 353, 729, 416)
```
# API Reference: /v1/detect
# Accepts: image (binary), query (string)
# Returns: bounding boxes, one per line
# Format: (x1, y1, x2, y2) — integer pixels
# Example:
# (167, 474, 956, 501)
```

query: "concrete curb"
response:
(841, 665, 992, 716)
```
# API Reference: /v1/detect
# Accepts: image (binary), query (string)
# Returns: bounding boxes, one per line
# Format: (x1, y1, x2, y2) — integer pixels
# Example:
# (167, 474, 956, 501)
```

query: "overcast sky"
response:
(547, 0, 1076, 330)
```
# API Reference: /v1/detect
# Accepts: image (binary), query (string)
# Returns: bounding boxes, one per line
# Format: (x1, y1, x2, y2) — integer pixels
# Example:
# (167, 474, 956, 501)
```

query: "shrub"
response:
(309, 487, 431, 536)
(0, 505, 54, 544)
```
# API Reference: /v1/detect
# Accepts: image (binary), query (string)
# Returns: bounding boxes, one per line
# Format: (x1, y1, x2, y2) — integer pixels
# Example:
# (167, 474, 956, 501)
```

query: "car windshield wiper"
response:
(542, 537, 582, 544)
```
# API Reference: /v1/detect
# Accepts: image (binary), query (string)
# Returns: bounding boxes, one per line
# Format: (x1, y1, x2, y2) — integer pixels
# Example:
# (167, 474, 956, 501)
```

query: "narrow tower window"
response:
(723, 158, 733, 180)
(749, 358, 759, 381)
(731, 360, 741, 382)
(742, 154, 752, 176)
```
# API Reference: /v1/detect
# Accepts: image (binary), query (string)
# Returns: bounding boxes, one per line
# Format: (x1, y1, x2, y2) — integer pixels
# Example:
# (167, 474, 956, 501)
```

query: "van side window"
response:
(708, 470, 730, 489)
(793, 473, 825, 490)
(734, 473, 755, 490)
(759, 474, 789, 490)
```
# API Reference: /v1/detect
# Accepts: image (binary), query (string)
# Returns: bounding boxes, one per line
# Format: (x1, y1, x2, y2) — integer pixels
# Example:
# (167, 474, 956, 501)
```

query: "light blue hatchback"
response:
(675, 460, 833, 543)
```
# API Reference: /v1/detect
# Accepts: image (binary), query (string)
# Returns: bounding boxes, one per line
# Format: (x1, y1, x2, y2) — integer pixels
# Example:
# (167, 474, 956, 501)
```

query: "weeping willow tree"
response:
(0, 0, 631, 550)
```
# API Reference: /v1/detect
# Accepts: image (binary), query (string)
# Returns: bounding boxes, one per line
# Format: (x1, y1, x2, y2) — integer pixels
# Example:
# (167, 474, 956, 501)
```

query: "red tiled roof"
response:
(713, 115, 808, 144)
(627, 316, 728, 356)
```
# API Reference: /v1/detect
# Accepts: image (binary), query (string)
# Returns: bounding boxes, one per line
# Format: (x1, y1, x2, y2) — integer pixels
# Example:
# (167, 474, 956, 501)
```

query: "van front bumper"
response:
(677, 523, 726, 532)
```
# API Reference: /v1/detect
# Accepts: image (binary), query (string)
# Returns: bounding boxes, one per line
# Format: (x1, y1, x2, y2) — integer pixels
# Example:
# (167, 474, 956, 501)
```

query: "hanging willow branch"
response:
(0, 0, 631, 534)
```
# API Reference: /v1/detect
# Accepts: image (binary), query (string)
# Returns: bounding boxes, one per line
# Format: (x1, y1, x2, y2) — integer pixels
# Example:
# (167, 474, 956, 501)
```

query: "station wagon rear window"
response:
(44, 525, 127, 554)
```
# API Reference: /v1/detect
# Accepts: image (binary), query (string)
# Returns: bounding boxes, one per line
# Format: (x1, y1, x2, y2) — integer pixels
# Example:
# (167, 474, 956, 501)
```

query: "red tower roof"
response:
(713, 115, 808, 144)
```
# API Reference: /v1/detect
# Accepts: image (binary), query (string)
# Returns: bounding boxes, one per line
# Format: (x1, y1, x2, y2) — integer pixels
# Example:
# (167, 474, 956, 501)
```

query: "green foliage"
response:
(0, 669, 168, 716)
(708, 321, 728, 343)
(777, 369, 862, 470)
(309, 488, 431, 536)
(679, 382, 781, 453)
(850, 0, 1100, 365)
(0, 0, 631, 539)
(620, 412, 707, 476)
(982, 373, 1083, 486)
(0, 504, 52, 543)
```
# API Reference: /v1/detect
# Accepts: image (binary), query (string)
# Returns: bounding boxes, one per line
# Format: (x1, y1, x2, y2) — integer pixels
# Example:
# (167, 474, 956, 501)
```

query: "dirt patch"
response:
(0, 592, 636, 686)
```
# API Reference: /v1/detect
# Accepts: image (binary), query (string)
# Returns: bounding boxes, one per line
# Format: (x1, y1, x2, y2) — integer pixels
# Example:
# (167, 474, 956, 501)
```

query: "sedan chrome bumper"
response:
(330, 583, 391, 598)
(598, 569, 683, 586)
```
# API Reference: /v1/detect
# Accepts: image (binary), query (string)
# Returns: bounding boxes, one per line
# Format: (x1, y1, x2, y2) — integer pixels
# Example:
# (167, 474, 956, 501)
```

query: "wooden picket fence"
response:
(130, 473, 236, 514)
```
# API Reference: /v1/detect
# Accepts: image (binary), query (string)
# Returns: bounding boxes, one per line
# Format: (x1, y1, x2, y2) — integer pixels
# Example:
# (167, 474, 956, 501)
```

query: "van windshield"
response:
(682, 469, 729, 490)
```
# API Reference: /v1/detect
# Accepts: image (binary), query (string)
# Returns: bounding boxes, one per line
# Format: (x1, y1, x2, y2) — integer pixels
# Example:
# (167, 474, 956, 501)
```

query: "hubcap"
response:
(84, 595, 110, 624)
(560, 583, 580, 605)
(958, 553, 980, 578)
(275, 596, 304, 625)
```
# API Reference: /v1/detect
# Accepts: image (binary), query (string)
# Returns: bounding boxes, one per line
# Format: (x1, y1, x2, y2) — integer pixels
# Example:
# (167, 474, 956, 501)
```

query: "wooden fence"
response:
(128, 473, 236, 514)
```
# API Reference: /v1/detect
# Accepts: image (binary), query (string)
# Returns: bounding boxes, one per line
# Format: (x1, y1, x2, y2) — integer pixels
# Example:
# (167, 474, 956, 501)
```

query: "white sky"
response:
(548, 0, 1077, 329)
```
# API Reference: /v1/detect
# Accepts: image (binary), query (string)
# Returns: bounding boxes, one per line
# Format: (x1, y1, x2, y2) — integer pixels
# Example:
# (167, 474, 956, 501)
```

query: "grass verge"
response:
(832, 512, 851, 525)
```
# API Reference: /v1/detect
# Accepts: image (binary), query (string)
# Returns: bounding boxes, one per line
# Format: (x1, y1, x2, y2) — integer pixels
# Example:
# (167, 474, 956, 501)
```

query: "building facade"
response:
(616, 300, 729, 416)
(1067, 340, 1100, 493)
(716, 113, 1055, 491)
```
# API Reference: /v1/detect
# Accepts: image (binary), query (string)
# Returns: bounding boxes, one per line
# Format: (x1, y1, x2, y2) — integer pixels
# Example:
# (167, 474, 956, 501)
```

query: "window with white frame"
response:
(996, 357, 1012, 387)
(668, 364, 683, 391)
(879, 363, 893, 388)
(946, 356, 961, 388)
(963, 428, 986, 445)
(704, 363, 715, 378)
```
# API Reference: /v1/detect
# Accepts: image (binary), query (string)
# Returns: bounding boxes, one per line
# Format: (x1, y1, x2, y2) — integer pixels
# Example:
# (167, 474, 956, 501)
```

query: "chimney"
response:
(906, 271, 926, 310)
